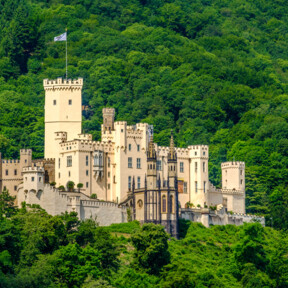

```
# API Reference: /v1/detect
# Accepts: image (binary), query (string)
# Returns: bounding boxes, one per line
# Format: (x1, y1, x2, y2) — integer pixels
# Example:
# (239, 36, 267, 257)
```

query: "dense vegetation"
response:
(1, 0, 288, 226)
(0, 193, 287, 287)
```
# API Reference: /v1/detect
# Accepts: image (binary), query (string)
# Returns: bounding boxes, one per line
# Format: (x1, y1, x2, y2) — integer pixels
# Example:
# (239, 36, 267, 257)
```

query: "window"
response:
(128, 144, 131, 151)
(67, 156, 72, 167)
(58, 158, 60, 169)
(3, 186, 6, 190)
(241, 179, 243, 185)
(32, 177, 35, 182)
(25, 159, 27, 163)
(14, 169, 17, 176)
(203, 162, 206, 172)
(108, 157, 110, 168)
(68, 171, 71, 177)
(184, 182, 187, 193)
(86, 156, 89, 166)
(204, 181, 206, 193)
(203, 151, 205, 156)
(137, 158, 141, 169)
(113, 175, 116, 183)
(157, 160, 162, 171)
(14, 185, 17, 191)
(68, 99, 72, 105)
(94, 155, 99, 166)
(137, 177, 141, 189)
(108, 172, 110, 178)
(128, 176, 131, 190)
(195, 162, 198, 173)
(86, 182, 89, 188)
(137, 145, 140, 152)
(240, 170, 243, 175)
(99, 153, 103, 166)
(39, 177, 42, 182)
(162, 195, 167, 213)
(180, 162, 184, 173)
(195, 152, 197, 156)
(58, 173, 60, 178)
(128, 157, 132, 168)
(53, 100, 56, 105)
(86, 170, 89, 176)
(195, 181, 198, 193)
(5, 170, 8, 176)
(121, 129, 123, 133)
(108, 184, 110, 190)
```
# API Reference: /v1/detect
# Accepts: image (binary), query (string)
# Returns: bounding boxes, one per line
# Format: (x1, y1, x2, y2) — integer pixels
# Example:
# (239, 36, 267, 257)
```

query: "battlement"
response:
(136, 123, 149, 128)
(221, 161, 245, 168)
(115, 121, 127, 126)
(55, 132, 67, 140)
(78, 134, 93, 141)
(102, 108, 115, 115)
(2, 159, 20, 164)
(23, 167, 44, 173)
(221, 188, 245, 195)
(43, 78, 83, 89)
(20, 149, 32, 155)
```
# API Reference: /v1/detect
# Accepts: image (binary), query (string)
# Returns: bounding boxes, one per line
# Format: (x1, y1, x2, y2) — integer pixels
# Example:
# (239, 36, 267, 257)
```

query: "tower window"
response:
(128, 144, 131, 151)
(180, 162, 184, 173)
(137, 158, 141, 169)
(68, 99, 72, 105)
(108, 184, 110, 190)
(204, 181, 206, 193)
(184, 182, 187, 193)
(203, 162, 206, 172)
(53, 100, 56, 105)
(137, 176, 141, 189)
(128, 157, 132, 168)
(195, 152, 197, 156)
(14, 185, 17, 191)
(32, 177, 35, 182)
(86, 156, 89, 166)
(162, 195, 167, 213)
(68, 171, 71, 177)
(58, 158, 61, 169)
(240, 170, 243, 175)
(86, 170, 89, 176)
(128, 176, 131, 190)
(14, 169, 17, 176)
(195, 162, 198, 173)
(203, 151, 205, 156)
(241, 179, 243, 185)
(108, 172, 110, 178)
(137, 145, 140, 152)
(5, 170, 8, 176)
(108, 157, 110, 168)
(195, 181, 198, 193)
(67, 156, 72, 167)
(157, 160, 162, 171)
(86, 182, 89, 188)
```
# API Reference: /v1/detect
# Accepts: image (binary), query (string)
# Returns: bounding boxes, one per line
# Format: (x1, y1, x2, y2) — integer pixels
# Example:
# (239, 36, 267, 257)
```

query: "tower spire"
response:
(168, 129, 177, 162)
(147, 132, 156, 160)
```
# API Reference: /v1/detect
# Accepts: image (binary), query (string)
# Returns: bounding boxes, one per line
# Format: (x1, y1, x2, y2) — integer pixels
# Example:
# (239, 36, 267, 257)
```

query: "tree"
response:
(0, 189, 17, 219)
(77, 183, 83, 192)
(67, 181, 75, 192)
(131, 223, 170, 274)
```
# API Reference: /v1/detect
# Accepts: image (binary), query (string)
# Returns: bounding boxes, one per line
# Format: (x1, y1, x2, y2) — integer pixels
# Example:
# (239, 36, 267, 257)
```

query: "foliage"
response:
(131, 223, 170, 275)
(0, 189, 17, 219)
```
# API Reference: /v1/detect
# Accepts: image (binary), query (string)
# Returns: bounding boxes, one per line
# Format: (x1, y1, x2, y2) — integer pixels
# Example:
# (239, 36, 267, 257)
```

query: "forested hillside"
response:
(0, 198, 288, 287)
(1, 0, 288, 226)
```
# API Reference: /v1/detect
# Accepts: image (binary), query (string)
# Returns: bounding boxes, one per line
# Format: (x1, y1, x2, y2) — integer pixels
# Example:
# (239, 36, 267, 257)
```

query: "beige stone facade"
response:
(0, 77, 246, 219)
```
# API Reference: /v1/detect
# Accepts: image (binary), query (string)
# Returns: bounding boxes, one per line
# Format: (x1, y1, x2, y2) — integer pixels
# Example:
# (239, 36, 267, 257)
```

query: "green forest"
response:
(0, 0, 288, 227)
(0, 193, 288, 288)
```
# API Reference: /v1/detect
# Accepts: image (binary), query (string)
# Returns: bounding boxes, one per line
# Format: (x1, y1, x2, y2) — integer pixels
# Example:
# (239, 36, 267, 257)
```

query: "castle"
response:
(0, 77, 264, 232)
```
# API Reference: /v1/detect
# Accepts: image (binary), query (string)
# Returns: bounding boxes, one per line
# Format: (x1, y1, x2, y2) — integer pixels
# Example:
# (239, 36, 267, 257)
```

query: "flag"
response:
(54, 32, 67, 41)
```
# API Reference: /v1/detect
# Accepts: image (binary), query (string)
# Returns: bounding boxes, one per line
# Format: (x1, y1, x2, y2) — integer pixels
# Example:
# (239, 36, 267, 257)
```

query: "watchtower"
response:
(43, 78, 83, 159)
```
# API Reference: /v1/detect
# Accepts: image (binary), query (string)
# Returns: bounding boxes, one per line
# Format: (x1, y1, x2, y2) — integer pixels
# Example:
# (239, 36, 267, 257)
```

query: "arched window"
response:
(162, 195, 167, 213)
(99, 153, 103, 166)
(169, 195, 173, 213)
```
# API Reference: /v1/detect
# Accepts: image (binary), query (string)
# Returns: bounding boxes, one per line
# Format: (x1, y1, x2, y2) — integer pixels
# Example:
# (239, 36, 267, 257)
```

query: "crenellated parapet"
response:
(43, 78, 83, 91)
(23, 166, 44, 173)
(188, 145, 209, 158)
(221, 161, 245, 169)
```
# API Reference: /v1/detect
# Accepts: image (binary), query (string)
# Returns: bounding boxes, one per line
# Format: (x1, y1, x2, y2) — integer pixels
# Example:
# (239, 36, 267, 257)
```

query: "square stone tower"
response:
(43, 78, 83, 160)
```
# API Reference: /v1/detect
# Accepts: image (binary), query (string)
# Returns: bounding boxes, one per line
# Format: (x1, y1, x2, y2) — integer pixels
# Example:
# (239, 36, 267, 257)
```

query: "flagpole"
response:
(65, 28, 68, 79)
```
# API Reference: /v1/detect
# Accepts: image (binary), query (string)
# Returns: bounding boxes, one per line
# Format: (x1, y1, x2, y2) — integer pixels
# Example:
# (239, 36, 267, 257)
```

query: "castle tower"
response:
(43, 78, 83, 159)
(102, 108, 115, 132)
(221, 161, 245, 214)
(147, 134, 157, 190)
(221, 161, 245, 191)
(168, 130, 177, 188)
(188, 145, 209, 207)
(20, 149, 32, 167)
